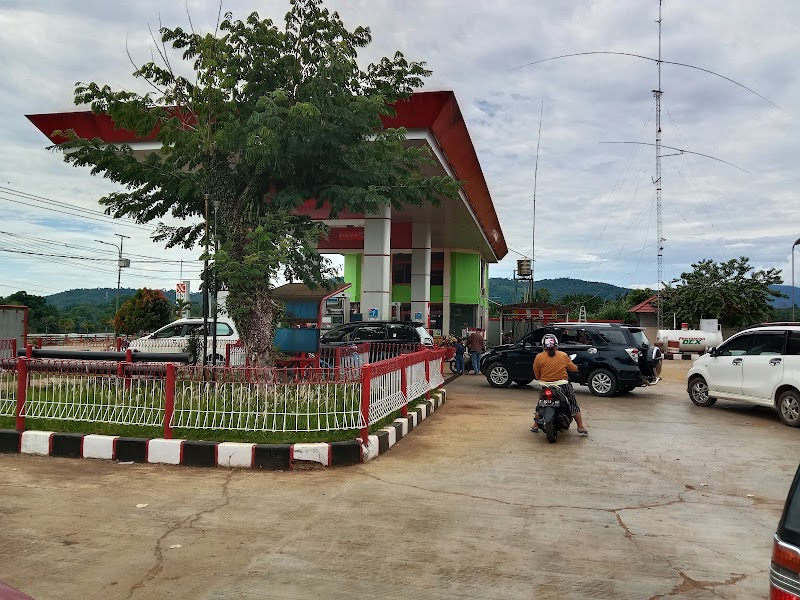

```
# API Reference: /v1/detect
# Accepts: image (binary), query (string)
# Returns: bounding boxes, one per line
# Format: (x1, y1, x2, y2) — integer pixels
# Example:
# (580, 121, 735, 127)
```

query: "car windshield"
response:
(321, 326, 353, 342)
(629, 329, 651, 346)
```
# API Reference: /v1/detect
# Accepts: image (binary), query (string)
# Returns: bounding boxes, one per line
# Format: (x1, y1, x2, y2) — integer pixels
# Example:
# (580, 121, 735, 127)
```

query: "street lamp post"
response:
(96, 234, 130, 334)
(793, 238, 800, 322)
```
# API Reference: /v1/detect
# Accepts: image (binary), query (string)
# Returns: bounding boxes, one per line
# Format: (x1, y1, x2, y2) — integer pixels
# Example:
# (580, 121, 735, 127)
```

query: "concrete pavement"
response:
(0, 361, 795, 599)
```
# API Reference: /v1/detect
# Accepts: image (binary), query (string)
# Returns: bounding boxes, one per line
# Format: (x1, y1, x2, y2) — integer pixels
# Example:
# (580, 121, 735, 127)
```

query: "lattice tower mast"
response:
(654, 0, 664, 329)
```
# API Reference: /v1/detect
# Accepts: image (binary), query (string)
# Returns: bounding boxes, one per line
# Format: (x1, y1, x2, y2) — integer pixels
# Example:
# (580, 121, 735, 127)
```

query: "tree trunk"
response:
(234, 287, 278, 367)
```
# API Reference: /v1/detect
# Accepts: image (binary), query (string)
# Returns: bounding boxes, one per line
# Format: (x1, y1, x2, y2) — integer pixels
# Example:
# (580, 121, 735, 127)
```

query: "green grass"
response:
(0, 397, 432, 445)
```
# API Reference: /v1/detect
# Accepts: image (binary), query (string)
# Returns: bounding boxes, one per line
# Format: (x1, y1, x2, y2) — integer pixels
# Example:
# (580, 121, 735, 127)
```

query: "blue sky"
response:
(1, 0, 799, 298)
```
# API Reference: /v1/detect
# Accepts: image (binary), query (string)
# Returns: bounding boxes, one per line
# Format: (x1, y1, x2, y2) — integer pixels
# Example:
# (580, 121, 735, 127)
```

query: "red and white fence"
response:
(4, 348, 447, 441)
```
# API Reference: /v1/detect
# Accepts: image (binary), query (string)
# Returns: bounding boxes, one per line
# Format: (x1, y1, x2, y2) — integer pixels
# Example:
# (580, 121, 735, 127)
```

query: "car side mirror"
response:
(707, 347, 717, 357)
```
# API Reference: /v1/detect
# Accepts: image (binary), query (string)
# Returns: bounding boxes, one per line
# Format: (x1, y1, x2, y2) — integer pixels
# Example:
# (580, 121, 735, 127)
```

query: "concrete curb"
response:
(0, 389, 446, 470)
(664, 353, 696, 361)
(361, 389, 446, 462)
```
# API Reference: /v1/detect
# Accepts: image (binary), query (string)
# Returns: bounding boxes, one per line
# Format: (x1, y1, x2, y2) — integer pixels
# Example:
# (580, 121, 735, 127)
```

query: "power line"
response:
(0, 193, 151, 231)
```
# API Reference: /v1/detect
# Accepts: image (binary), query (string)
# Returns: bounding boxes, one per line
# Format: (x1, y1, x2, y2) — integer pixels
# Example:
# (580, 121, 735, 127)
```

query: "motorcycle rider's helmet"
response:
(542, 334, 559, 349)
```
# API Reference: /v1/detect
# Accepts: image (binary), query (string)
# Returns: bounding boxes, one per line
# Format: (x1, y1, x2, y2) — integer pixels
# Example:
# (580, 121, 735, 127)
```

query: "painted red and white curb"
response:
(0, 389, 445, 470)
(663, 353, 696, 361)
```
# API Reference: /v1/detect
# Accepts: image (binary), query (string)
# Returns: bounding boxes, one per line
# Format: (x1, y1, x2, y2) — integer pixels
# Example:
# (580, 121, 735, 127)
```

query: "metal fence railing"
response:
(0, 357, 16, 418)
(22, 360, 166, 427)
(4, 347, 447, 441)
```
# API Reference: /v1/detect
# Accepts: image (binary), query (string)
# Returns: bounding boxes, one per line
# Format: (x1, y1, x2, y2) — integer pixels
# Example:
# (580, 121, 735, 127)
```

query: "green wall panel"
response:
(343, 254, 361, 301)
(392, 285, 411, 303)
(450, 252, 481, 304)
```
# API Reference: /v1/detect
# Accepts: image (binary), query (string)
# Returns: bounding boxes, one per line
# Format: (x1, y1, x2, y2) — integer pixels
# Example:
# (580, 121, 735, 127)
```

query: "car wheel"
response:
(486, 363, 511, 388)
(513, 379, 533, 386)
(588, 368, 618, 397)
(777, 389, 800, 427)
(688, 376, 716, 407)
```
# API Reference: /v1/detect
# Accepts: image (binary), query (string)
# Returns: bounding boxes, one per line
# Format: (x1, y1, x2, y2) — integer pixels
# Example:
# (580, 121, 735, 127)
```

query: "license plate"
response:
(538, 398, 559, 406)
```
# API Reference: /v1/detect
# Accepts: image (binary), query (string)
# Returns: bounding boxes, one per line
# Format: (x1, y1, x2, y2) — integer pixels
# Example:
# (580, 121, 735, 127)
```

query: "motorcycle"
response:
(535, 379, 573, 443)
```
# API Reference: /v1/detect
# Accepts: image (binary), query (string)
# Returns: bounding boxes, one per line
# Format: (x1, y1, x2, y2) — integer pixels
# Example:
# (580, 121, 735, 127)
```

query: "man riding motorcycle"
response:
(531, 334, 589, 435)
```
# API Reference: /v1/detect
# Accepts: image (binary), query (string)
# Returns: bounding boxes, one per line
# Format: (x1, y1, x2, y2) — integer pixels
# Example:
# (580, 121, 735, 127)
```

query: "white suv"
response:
(129, 317, 239, 363)
(686, 324, 800, 427)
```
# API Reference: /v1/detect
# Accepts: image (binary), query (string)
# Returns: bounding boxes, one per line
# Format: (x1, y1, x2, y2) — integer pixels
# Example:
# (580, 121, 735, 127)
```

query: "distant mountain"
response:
(489, 277, 630, 305)
(46, 287, 203, 310)
(41, 281, 797, 310)
(769, 285, 800, 308)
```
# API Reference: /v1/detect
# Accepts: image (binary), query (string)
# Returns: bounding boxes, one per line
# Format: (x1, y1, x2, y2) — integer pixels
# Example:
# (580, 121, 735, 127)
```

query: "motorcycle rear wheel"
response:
(545, 420, 557, 443)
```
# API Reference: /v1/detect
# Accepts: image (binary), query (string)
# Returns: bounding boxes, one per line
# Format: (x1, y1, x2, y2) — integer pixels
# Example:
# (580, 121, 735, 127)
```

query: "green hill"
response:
(488, 277, 630, 305)
(46, 288, 203, 310)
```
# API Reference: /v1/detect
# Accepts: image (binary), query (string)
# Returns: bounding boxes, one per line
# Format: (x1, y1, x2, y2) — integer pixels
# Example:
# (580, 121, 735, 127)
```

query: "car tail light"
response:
(625, 348, 640, 361)
(771, 537, 800, 599)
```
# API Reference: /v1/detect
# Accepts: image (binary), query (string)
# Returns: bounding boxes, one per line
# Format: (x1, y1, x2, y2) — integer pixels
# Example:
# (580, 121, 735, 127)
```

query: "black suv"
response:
(320, 321, 432, 346)
(772, 464, 800, 597)
(480, 323, 662, 396)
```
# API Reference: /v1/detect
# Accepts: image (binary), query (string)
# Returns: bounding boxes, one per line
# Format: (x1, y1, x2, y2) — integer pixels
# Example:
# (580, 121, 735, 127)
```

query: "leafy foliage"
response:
(52, 0, 459, 362)
(662, 257, 783, 327)
(113, 288, 172, 335)
(0, 291, 60, 333)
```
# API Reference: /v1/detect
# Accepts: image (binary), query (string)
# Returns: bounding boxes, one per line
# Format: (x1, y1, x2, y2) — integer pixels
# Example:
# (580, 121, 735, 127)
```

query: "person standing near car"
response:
(532, 334, 588, 435)
(454, 337, 466, 374)
(466, 330, 485, 375)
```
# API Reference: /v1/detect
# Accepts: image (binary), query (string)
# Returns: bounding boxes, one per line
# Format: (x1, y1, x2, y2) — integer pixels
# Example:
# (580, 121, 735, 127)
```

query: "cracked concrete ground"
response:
(0, 361, 796, 599)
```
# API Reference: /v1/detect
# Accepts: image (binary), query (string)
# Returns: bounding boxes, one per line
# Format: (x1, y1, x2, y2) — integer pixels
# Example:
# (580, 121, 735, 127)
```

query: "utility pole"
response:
(95, 233, 130, 335)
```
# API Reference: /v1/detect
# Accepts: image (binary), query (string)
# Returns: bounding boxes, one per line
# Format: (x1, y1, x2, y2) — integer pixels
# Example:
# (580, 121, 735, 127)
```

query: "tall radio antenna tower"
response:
(530, 100, 544, 304)
(654, 0, 664, 329)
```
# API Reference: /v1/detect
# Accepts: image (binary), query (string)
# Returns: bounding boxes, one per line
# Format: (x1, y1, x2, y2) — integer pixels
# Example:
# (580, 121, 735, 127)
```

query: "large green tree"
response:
(662, 257, 783, 327)
(113, 288, 172, 336)
(54, 0, 459, 364)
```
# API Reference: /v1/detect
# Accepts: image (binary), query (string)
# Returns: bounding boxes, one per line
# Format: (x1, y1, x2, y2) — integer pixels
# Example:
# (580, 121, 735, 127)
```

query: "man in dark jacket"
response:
(466, 330, 485, 375)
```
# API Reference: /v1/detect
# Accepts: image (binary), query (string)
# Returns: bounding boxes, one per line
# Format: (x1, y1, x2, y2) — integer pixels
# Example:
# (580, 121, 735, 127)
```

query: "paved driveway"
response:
(0, 361, 796, 599)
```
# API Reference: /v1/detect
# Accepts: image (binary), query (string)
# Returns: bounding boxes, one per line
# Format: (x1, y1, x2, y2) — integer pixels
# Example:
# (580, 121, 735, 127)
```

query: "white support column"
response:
(362, 205, 391, 320)
(442, 250, 451, 336)
(411, 222, 431, 327)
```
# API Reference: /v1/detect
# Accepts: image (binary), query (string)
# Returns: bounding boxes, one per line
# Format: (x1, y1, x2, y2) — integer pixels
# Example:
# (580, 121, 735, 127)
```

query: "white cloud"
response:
(1, 0, 798, 297)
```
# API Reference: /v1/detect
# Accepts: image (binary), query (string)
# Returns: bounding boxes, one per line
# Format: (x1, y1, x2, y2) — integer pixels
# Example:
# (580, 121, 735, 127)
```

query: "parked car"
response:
(687, 324, 800, 427)
(320, 320, 433, 347)
(128, 317, 239, 364)
(480, 322, 662, 395)
(771, 463, 800, 597)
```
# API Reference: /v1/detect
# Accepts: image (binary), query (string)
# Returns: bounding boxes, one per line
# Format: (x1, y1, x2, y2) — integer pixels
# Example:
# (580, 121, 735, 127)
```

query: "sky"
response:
(1, 0, 799, 299)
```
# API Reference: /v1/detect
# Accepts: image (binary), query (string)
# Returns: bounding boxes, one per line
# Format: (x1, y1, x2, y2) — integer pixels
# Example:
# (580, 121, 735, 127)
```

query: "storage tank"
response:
(657, 323, 723, 354)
